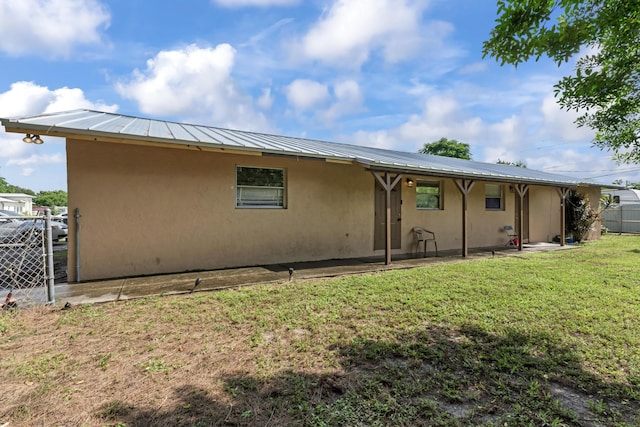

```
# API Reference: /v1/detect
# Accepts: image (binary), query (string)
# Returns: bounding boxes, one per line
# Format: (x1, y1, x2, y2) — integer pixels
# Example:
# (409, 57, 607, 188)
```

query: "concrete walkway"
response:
(54, 242, 575, 305)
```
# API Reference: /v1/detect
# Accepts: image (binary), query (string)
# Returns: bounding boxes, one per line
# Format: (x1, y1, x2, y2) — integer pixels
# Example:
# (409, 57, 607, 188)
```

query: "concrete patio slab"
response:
(54, 243, 576, 306)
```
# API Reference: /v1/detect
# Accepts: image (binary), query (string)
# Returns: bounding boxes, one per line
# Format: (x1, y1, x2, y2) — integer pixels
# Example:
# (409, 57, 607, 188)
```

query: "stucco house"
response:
(1, 110, 603, 282)
(0, 193, 35, 214)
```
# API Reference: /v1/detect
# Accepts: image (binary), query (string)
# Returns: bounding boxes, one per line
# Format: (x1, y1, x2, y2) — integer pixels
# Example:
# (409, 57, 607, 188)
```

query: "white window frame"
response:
(485, 184, 504, 210)
(416, 180, 443, 210)
(236, 166, 286, 208)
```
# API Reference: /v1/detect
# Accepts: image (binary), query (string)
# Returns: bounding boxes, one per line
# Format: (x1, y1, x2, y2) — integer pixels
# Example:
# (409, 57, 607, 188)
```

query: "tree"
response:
(483, 0, 640, 163)
(419, 138, 472, 160)
(0, 171, 35, 195)
(497, 159, 527, 168)
(34, 190, 68, 207)
(565, 190, 599, 242)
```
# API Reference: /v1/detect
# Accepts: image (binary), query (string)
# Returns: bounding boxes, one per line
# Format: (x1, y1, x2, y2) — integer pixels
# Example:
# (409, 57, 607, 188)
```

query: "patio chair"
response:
(504, 225, 519, 247)
(412, 227, 438, 257)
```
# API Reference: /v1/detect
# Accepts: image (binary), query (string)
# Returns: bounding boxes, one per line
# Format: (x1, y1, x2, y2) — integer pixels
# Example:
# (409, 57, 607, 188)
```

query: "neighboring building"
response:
(602, 189, 640, 205)
(1, 110, 604, 282)
(0, 193, 35, 214)
(601, 189, 640, 233)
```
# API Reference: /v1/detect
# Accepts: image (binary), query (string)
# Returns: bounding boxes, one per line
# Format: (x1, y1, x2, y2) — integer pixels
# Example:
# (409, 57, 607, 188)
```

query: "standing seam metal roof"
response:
(1, 109, 603, 187)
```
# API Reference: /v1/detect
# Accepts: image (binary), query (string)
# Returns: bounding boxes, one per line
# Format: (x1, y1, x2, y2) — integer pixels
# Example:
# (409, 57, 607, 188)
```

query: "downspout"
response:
(75, 208, 81, 282)
(45, 209, 55, 305)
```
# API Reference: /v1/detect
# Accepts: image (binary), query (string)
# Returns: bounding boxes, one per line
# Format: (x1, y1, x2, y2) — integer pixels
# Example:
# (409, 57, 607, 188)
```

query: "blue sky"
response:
(1, 0, 639, 192)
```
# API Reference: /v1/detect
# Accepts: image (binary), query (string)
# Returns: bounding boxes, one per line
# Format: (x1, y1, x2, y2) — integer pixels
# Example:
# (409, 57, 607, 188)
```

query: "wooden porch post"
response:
(454, 179, 475, 257)
(372, 171, 403, 264)
(513, 184, 529, 251)
(556, 187, 570, 246)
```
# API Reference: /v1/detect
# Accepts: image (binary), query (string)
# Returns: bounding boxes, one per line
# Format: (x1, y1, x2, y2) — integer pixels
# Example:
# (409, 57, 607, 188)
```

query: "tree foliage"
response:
(497, 159, 527, 168)
(483, 0, 640, 163)
(34, 190, 68, 207)
(565, 190, 599, 242)
(419, 138, 472, 160)
(0, 174, 36, 195)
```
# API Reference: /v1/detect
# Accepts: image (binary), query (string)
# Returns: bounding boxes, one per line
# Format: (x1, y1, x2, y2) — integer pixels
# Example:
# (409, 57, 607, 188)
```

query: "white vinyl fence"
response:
(602, 203, 640, 234)
(1, 211, 56, 308)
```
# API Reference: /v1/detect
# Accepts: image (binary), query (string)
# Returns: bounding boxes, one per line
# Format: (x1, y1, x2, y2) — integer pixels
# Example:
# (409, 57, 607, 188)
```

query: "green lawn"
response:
(1, 235, 639, 426)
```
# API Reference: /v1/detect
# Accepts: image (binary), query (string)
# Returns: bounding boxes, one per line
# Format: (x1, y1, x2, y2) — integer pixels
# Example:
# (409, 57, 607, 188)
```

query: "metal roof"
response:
(1, 109, 603, 188)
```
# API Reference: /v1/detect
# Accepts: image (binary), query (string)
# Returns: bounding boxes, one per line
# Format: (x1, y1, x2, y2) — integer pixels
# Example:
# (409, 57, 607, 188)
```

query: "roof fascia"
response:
(362, 164, 582, 188)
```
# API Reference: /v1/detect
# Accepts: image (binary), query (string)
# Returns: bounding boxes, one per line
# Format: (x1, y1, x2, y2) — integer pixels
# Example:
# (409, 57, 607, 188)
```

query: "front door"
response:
(374, 183, 401, 250)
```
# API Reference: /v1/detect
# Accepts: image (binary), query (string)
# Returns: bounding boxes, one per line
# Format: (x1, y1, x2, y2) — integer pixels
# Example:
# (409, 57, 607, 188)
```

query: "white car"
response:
(0, 219, 68, 242)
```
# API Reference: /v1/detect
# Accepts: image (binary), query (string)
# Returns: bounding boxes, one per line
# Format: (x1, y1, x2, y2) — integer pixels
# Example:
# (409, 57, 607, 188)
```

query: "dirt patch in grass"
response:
(0, 302, 637, 426)
(1, 236, 639, 426)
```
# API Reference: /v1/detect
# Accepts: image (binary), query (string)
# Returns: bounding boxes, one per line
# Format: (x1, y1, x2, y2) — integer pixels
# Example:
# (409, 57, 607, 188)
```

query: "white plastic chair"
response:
(412, 227, 438, 257)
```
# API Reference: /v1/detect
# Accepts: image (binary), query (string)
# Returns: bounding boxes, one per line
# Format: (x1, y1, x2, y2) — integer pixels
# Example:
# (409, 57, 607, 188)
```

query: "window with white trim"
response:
(236, 166, 285, 208)
(416, 181, 442, 209)
(485, 184, 503, 210)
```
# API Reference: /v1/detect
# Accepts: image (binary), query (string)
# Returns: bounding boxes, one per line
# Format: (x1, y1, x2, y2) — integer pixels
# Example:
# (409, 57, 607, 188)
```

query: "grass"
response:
(0, 234, 639, 426)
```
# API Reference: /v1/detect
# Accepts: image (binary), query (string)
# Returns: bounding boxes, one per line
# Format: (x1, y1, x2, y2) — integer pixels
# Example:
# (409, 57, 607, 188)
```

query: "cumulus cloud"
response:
(322, 79, 364, 121)
(0, 0, 110, 57)
(0, 81, 116, 182)
(116, 43, 271, 131)
(257, 88, 274, 110)
(284, 78, 364, 122)
(297, 0, 431, 68)
(284, 79, 329, 111)
(7, 153, 65, 166)
(213, 0, 299, 6)
(0, 81, 118, 117)
(347, 86, 631, 184)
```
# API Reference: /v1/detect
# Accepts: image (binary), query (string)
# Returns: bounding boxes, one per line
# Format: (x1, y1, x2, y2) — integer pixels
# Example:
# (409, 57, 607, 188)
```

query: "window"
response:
(613, 195, 620, 204)
(416, 181, 442, 210)
(485, 184, 503, 210)
(236, 166, 285, 208)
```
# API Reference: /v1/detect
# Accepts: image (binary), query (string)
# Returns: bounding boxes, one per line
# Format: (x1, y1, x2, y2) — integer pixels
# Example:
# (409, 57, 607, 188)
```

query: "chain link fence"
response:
(1, 213, 56, 308)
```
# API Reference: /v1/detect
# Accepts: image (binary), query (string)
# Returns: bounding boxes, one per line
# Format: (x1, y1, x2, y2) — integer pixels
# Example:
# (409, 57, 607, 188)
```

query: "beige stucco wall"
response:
(67, 138, 379, 281)
(66, 138, 599, 281)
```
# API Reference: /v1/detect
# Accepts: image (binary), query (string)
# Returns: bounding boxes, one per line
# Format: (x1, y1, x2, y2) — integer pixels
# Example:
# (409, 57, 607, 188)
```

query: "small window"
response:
(416, 181, 442, 210)
(236, 166, 285, 208)
(485, 184, 503, 210)
(613, 195, 620, 204)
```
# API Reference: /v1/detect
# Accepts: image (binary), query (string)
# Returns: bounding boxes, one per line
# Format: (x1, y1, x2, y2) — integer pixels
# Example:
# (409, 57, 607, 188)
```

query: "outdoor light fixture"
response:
(406, 178, 414, 188)
(22, 133, 43, 144)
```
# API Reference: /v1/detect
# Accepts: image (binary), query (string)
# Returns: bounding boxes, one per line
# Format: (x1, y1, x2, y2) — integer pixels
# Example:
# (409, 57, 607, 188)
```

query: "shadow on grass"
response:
(99, 325, 639, 426)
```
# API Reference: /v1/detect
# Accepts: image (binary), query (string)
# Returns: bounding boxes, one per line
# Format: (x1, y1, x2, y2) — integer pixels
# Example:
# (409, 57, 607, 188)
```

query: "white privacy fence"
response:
(601, 203, 640, 234)
(1, 211, 56, 308)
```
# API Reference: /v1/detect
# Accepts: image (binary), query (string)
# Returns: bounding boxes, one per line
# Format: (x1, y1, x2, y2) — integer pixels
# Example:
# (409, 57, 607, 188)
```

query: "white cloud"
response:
(213, 0, 298, 6)
(0, 81, 118, 118)
(257, 88, 274, 110)
(321, 79, 364, 121)
(347, 86, 633, 184)
(538, 93, 593, 141)
(116, 43, 271, 131)
(297, 0, 430, 68)
(0, 81, 115, 182)
(0, 0, 110, 57)
(7, 153, 65, 166)
(284, 79, 329, 111)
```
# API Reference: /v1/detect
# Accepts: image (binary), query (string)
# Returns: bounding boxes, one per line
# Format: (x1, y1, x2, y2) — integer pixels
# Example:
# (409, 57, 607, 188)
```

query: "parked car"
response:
(0, 210, 23, 222)
(0, 219, 68, 243)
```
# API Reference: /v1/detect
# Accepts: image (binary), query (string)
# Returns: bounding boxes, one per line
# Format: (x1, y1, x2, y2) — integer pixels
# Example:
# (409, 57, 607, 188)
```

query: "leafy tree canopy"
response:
(497, 159, 527, 168)
(483, 0, 640, 163)
(419, 138, 472, 160)
(34, 190, 68, 207)
(0, 174, 36, 195)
